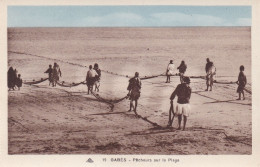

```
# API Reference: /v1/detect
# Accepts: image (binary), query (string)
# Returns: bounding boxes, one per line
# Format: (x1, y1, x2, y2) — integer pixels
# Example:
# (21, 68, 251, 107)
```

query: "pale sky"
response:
(8, 6, 251, 27)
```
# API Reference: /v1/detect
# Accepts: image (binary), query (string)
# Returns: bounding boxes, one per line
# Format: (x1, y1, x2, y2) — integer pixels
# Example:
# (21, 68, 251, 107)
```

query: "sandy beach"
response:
(8, 27, 252, 154)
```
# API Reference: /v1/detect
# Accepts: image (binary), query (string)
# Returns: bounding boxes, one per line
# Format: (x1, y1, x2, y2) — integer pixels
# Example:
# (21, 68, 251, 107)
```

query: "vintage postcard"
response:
(1, 0, 260, 167)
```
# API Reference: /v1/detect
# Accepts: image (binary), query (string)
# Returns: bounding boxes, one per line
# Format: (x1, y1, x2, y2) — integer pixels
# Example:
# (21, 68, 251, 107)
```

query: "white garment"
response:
(87, 69, 98, 78)
(174, 103, 191, 117)
(167, 63, 175, 75)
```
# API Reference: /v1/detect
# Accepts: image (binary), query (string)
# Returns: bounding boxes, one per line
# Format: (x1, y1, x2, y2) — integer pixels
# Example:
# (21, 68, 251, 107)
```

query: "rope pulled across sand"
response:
(7, 27, 251, 154)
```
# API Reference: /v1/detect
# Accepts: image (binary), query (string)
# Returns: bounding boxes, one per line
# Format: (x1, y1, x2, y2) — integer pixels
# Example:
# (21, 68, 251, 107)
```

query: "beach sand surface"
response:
(8, 27, 251, 154)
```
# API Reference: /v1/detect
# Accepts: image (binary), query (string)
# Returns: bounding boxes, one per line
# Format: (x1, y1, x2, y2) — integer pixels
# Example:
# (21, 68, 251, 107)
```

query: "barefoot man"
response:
(127, 72, 142, 115)
(177, 60, 187, 83)
(205, 58, 216, 91)
(86, 65, 98, 94)
(166, 60, 175, 83)
(44, 64, 53, 86)
(170, 77, 191, 130)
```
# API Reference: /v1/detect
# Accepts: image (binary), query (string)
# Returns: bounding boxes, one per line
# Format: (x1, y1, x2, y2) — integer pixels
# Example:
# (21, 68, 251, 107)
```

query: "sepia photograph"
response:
(1, 1, 260, 167)
(7, 5, 252, 155)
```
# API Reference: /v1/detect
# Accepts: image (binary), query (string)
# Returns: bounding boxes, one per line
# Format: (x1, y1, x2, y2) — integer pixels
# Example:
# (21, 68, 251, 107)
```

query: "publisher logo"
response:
(86, 158, 94, 163)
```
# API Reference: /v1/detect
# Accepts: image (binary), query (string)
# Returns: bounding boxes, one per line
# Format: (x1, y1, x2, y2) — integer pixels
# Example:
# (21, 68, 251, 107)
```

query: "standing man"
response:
(93, 63, 101, 92)
(86, 65, 98, 94)
(170, 77, 191, 130)
(44, 64, 53, 86)
(177, 60, 187, 83)
(52, 62, 62, 87)
(127, 72, 142, 115)
(8, 67, 16, 90)
(236, 65, 247, 100)
(166, 60, 175, 83)
(16, 74, 23, 90)
(205, 58, 216, 91)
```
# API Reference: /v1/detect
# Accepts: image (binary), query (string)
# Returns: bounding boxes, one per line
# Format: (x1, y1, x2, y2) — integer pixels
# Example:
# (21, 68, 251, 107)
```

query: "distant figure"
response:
(86, 65, 98, 94)
(127, 72, 142, 115)
(170, 77, 191, 131)
(205, 58, 216, 91)
(166, 60, 175, 83)
(16, 74, 23, 90)
(236, 65, 247, 100)
(44, 64, 53, 86)
(8, 67, 16, 90)
(177, 60, 187, 83)
(93, 63, 101, 92)
(52, 62, 62, 87)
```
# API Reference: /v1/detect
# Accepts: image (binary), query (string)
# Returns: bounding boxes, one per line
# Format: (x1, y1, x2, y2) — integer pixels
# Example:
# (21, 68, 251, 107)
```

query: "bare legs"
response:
(94, 84, 99, 92)
(129, 99, 138, 115)
(52, 80, 57, 87)
(88, 85, 93, 94)
(206, 85, 212, 91)
(177, 115, 187, 131)
(237, 90, 245, 100)
(206, 81, 213, 91)
(179, 73, 184, 83)
(166, 75, 170, 83)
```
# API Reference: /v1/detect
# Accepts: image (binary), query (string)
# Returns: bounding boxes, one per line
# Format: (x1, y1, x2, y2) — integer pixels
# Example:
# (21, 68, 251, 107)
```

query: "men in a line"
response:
(127, 72, 142, 115)
(177, 60, 187, 83)
(93, 63, 101, 92)
(170, 77, 191, 131)
(86, 65, 98, 94)
(205, 58, 216, 91)
(166, 60, 175, 83)
(236, 65, 247, 100)
(44, 64, 53, 86)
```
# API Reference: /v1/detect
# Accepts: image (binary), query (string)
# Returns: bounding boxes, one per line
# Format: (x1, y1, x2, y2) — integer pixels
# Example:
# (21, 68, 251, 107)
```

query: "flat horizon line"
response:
(7, 26, 251, 28)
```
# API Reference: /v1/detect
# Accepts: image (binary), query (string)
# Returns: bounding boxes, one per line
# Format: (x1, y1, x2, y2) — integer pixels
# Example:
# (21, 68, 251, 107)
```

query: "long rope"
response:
(23, 78, 48, 85)
(9, 50, 252, 147)
(11, 50, 251, 97)
(56, 81, 85, 87)
(10, 50, 250, 88)
(91, 91, 129, 104)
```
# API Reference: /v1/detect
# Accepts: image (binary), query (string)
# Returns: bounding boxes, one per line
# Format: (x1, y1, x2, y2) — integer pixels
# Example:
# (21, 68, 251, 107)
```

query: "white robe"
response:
(167, 63, 175, 75)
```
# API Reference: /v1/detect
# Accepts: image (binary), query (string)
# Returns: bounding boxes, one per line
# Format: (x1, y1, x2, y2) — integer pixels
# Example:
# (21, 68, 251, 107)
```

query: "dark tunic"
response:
(177, 63, 187, 73)
(128, 77, 142, 100)
(237, 71, 247, 92)
(8, 67, 16, 89)
(170, 83, 191, 104)
(16, 78, 22, 87)
(52, 67, 61, 82)
(205, 61, 213, 73)
(45, 68, 53, 81)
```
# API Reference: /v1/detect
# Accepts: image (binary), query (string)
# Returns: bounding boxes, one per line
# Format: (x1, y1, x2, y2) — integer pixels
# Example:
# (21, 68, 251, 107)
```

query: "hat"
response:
(183, 77, 190, 84)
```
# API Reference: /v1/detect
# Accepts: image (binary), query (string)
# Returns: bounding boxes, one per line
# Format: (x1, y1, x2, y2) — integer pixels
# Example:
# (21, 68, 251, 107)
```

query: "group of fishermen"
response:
(45, 62, 101, 94)
(86, 63, 101, 94)
(44, 62, 62, 87)
(7, 67, 22, 91)
(127, 58, 247, 130)
(9, 57, 246, 131)
(166, 58, 216, 91)
(164, 58, 214, 130)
